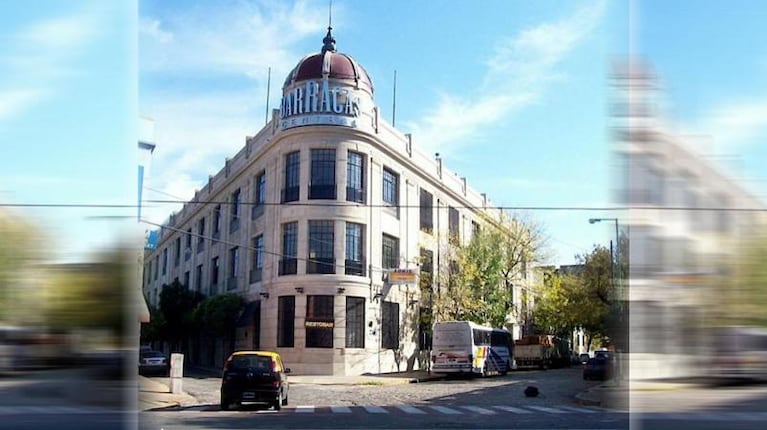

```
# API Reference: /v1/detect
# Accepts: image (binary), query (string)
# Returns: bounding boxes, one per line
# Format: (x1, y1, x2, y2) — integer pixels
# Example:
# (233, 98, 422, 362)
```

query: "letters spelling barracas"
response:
(281, 78, 362, 119)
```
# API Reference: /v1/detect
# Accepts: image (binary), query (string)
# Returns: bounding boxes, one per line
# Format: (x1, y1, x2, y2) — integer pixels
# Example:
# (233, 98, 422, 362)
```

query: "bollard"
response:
(170, 353, 184, 394)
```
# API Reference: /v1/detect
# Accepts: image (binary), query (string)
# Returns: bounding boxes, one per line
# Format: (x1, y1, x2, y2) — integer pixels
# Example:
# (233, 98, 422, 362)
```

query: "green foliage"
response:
(193, 293, 246, 337)
(158, 279, 205, 345)
(534, 245, 614, 345)
(432, 213, 545, 328)
(140, 305, 166, 343)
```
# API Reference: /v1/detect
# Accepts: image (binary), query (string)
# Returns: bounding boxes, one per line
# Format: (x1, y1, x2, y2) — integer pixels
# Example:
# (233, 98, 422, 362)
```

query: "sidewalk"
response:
(574, 379, 701, 410)
(138, 376, 198, 411)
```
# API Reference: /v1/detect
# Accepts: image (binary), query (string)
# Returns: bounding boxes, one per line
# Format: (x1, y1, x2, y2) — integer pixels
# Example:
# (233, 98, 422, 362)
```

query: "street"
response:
(140, 367, 629, 429)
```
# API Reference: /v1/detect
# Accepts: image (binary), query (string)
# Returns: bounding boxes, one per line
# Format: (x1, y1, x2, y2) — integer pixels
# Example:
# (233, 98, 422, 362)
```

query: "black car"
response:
(220, 351, 291, 411)
(583, 357, 609, 380)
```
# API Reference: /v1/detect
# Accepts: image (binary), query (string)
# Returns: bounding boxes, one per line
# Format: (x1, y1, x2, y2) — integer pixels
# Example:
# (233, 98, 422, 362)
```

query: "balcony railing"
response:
(226, 276, 237, 290)
(184, 248, 192, 262)
(278, 258, 297, 276)
(251, 203, 265, 220)
(346, 186, 365, 204)
(229, 217, 240, 234)
(249, 268, 262, 284)
(307, 258, 335, 274)
(308, 184, 336, 200)
(345, 259, 366, 276)
(197, 241, 205, 253)
(281, 186, 299, 203)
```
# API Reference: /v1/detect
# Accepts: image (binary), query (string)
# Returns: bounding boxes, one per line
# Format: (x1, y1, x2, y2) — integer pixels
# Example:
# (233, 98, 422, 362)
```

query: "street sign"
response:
(387, 268, 417, 284)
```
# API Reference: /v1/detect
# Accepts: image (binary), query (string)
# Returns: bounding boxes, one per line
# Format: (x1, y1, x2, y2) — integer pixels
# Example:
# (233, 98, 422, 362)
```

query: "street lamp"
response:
(588, 217, 624, 384)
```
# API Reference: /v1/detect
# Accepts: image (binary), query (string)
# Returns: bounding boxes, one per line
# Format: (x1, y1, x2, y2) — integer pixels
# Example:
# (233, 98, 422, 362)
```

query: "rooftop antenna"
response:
(322, 0, 336, 53)
(392, 70, 397, 127)
(264, 67, 271, 125)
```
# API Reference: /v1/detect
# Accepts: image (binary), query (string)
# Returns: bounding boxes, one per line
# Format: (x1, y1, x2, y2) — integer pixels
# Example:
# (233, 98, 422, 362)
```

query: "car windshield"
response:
(141, 351, 165, 358)
(231, 355, 273, 371)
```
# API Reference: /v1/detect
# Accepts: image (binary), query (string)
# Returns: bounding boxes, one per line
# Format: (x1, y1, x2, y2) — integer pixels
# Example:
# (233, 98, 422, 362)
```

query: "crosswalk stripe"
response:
(558, 406, 598, 414)
(461, 406, 496, 415)
(362, 405, 389, 414)
(396, 405, 427, 414)
(526, 406, 566, 414)
(295, 406, 314, 413)
(429, 406, 463, 415)
(330, 406, 352, 413)
(493, 405, 532, 414)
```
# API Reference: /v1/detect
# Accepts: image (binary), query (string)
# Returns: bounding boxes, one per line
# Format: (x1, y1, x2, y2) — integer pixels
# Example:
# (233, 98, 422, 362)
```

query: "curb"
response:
(143, 403, 182, 412)
(574, 391, 601, 407)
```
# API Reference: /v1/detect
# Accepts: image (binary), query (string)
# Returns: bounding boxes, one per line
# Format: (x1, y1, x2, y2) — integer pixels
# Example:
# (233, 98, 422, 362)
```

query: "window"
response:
(309, 149, 336, 199)
(448, 206, 459, 244)
(211, 256, 220, 292)
(213, 205, 222, 239)
(252, 171, 266, 219)
(277, 296, 295, 347)
(162, 248, 168, 275)
(154, 255, 159, 280)
(282, 151, 300, 203)
(419, 248, 433, 293)
(345, 223, 365, 276)
(307, 220, 335, 274)
(418, 307, 432, 350)
(230, 189, 241, 233)
(195, 264, 203, 291)
(472, 220, 481, 237)
(346, 297, 365, 348)
(183, 271, 190, 289)
(185, 228, 192, 260)
(197, 218, 205, 252)
(228, 247, 239, 290)
(279, 222, 298, 275)
(382, 301, 400, 349)
(346, 151, 365, 203)
(382, 167, 399, 210)
(250, 235, 263, 283)
(174, 237, 181, 266)
(419, 189, 433, 233)
(306, 295, 334, 348)
(382, 234, 399, 269)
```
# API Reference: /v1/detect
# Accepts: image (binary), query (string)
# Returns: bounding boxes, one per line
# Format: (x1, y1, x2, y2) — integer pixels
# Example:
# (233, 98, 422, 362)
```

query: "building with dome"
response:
(142, 27, 515, 375)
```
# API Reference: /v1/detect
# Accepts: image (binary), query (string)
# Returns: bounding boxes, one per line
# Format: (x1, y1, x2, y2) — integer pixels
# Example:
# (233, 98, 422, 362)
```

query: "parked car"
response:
(579, 353, 591, 364)
(138, 350, 169, 376)
(220, 351, 291, 411)
(583, 357, 609, 380)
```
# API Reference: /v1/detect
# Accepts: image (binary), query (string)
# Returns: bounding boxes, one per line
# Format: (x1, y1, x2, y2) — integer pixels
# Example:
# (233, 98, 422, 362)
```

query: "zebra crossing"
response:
(185, 403, 619, 416)
(0, 406, 128, 416)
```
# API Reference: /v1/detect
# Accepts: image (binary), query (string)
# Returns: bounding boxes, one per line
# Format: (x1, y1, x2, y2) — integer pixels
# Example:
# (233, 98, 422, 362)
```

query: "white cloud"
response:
(404, 0, 606, 156)
(0, 89, 48, 121)
(140, 0, 326, 78)
(703, 100, 767, 151)
(0, 10, 101, 123)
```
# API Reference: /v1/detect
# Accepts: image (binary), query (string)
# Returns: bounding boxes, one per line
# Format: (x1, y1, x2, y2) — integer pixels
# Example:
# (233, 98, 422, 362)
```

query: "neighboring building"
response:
(143, 28, 512, 375)
(613, 61, 767, 379)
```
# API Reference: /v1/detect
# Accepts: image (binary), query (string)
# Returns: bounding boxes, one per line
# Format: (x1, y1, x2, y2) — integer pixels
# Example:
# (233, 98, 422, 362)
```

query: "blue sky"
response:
(2, 1, 766, 264)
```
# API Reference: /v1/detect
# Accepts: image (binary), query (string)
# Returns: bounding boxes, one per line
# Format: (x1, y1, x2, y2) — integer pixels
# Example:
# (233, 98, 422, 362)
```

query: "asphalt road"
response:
(140, 367, 630, 429)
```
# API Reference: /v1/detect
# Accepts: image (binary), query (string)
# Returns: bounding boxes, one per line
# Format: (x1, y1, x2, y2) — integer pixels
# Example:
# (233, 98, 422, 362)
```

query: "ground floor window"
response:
(306, 295, 334, 348)
(278, 296, 295, 347)
(382, 301, 400, 349)
(346, 297, 365, 348)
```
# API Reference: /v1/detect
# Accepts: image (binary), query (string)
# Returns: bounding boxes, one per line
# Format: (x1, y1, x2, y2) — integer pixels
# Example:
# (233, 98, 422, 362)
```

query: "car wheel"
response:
(273, 389, 283, 411)
(282, 391, 288, 406)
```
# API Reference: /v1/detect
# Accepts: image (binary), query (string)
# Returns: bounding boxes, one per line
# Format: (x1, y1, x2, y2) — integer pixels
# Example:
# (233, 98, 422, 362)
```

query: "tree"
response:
(193, 293, 246, 360)
(158, 279, 204, 351)
(431, 212, 546, 329)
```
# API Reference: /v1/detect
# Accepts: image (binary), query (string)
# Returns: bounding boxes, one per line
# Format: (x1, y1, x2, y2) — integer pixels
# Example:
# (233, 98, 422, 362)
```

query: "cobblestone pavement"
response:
(156, 367, 601, 409)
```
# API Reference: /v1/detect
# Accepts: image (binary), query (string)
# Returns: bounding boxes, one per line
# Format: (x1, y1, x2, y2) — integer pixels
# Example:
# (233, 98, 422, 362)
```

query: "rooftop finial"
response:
(322, 0, 336, 53)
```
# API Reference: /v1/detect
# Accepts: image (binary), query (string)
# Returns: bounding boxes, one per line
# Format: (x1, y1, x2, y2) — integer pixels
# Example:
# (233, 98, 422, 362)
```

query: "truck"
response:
(513, 335, 571, 370)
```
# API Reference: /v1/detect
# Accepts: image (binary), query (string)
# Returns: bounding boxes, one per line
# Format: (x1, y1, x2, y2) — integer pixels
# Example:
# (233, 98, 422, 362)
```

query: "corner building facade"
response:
(143, 30, 500, 375)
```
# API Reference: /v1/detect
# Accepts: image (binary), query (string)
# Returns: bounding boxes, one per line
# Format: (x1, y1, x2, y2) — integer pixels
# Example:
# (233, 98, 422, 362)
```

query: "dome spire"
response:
(322, 26, 336, 53)
(322, 0, 336, 53)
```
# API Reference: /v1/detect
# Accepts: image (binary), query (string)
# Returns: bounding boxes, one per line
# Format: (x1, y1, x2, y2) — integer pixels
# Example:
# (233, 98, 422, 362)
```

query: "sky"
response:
(2, 1, 766, 265)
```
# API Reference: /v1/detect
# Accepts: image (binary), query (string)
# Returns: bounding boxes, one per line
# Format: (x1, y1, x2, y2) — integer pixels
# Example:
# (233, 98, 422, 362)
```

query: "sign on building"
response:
(387, 268, 418, 284)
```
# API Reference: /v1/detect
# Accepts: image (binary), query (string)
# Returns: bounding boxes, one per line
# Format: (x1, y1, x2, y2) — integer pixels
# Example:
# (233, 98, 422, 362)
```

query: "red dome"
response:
(283, 28, 374, 93)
